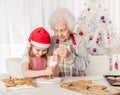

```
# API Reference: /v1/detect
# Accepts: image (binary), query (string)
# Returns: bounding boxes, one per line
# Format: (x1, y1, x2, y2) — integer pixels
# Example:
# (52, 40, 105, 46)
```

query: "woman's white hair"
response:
(49, 8, 75, 32)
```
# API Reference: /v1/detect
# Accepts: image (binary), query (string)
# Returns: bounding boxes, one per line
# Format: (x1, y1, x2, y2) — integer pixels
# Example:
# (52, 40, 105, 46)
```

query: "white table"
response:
(0, 76, 119, 95)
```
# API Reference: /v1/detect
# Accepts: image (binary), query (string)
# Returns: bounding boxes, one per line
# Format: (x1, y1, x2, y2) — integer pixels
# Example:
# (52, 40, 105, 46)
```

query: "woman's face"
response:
(32, 45, 48, 57)
(53, 21, 70, 42)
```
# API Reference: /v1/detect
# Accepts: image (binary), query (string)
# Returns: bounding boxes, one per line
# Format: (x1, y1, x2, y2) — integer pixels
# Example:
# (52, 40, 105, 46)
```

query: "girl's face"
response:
(53, 21, 70, 42)
(32, 45, 48, 57)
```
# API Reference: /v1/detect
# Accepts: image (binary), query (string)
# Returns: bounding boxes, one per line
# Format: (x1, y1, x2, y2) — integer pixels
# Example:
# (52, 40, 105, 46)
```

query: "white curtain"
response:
(0, 0, 120, 73)
(0, 0, 85, 73)
(105, 0, 120, 32)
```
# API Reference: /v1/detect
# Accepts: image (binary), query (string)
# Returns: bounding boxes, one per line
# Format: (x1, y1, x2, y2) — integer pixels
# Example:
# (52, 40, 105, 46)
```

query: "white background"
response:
(0, 0, 120, 73)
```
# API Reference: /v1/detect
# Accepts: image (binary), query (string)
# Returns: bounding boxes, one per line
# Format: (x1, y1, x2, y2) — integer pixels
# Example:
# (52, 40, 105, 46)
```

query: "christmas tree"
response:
(76, 0, 120, 56)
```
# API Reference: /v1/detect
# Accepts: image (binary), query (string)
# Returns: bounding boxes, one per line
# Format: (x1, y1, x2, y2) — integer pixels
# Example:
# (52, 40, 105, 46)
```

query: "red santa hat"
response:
(28, 27, 51, 48)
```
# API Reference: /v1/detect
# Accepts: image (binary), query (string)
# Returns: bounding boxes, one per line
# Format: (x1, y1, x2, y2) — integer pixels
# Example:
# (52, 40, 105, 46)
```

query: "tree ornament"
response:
(92, 48, 97, 53)
(79, 30, 84, 36)
(96, 38, 99, 44)
(115, 62, 118, 70)
(100, 16, 105, 20)
(87, 7, 90, 11)
(89, 36, 93, 41)
(114, 56, 119, 70)
(102, 20, 106, 23)
(108, 20, 112, 24)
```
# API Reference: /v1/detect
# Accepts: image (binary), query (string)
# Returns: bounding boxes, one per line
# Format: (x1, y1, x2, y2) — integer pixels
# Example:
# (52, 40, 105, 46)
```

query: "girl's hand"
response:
(45, 66, 53, 75)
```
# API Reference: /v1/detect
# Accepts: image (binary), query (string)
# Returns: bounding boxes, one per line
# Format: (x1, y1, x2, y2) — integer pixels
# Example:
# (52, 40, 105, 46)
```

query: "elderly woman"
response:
(48, 8, 89, 77)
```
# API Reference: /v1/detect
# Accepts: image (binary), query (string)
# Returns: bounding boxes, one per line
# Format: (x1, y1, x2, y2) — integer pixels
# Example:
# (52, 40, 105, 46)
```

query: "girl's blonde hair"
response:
(27, 44, 49, 68)
(27, 44, 49, 58)
(48, 8, 76, 33)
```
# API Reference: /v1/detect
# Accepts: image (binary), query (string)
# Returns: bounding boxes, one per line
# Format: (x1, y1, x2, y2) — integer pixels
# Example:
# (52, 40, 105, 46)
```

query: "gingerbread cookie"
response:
(78, 80, 92, 84)
(90, 85, 107, 90)
(73, 85, 88, 90)
(2, 77, 37, 87)
(115, 76, 120, 81)
(107, 76, 115, 80)
(42, 75, 54, 80)
(60, 82, 72, 88)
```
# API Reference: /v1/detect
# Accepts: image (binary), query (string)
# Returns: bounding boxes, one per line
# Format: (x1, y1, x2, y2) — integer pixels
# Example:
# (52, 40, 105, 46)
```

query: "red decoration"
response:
(96, 38, 99, 44)
(87, 7, 90, 11)
(79, 30, 84, 36)
(114, 62, 118, 70)
(89, 36, 93, 40)
(102, 20, 106, 23)
(107, 36, 110, 39)
(107, 34, 110, 39)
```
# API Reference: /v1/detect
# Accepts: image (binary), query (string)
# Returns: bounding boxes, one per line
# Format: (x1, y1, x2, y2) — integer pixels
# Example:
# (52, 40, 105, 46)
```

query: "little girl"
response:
(22, 27, 59, 78)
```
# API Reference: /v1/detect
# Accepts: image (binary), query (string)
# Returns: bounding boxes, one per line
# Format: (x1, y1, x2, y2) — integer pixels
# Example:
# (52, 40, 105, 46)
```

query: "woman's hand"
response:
(52, 54, 60, 63)
(52, 65, 59, 77)
(49, 54, 60, 67)
(55, 45, 71, 60)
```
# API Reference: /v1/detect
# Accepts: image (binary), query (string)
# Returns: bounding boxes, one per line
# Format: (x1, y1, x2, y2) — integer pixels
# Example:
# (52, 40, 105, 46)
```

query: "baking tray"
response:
(104, 75, 120, 86)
